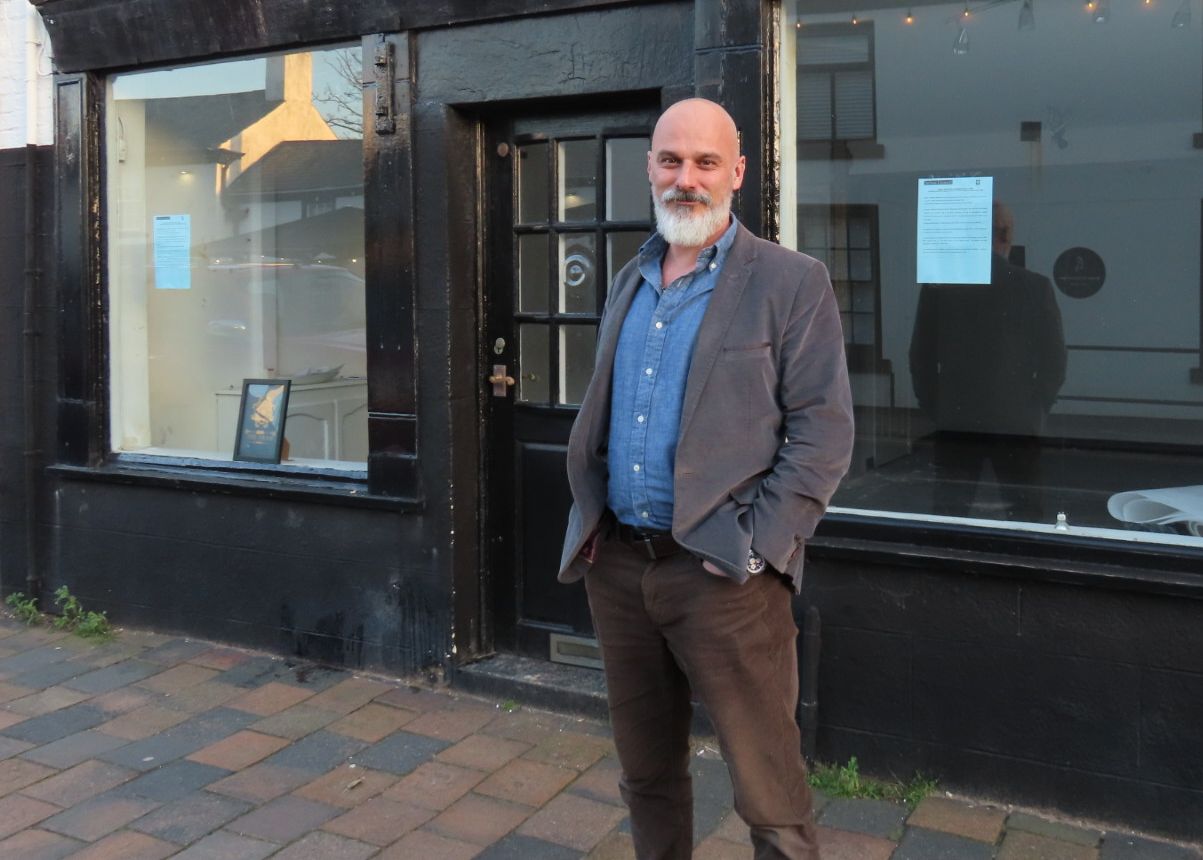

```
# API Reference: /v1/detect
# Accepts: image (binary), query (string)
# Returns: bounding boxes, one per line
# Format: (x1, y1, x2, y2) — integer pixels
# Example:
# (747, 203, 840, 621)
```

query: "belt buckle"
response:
(638, 535, 659, 560)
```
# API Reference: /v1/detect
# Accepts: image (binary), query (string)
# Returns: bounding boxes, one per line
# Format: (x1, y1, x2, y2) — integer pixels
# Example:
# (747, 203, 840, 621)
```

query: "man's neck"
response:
(660, 219, 732, 286)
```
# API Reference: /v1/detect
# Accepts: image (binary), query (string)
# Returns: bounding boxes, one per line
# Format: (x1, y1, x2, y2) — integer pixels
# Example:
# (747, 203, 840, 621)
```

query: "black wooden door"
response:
(485, 104, 656, 662)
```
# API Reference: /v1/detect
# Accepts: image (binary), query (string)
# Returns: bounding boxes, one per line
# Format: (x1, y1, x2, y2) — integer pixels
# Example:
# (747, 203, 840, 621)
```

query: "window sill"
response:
(47, 458, 420, 511)
(810, 511, 1203, 598)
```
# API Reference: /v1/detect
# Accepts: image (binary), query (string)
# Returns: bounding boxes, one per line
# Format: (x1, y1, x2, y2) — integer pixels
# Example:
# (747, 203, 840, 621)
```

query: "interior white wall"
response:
(0, 1, 53, 148)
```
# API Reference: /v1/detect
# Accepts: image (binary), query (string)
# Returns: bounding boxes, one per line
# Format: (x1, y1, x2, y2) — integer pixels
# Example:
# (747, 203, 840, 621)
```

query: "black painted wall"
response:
(802, 551, 1203, 841)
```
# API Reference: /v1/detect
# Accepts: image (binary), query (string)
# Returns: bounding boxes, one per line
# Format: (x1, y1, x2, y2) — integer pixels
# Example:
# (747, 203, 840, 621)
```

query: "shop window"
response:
(797, 22, 884, 159)
(781, 2, 1203, 548)
(106, 46, 367, 468)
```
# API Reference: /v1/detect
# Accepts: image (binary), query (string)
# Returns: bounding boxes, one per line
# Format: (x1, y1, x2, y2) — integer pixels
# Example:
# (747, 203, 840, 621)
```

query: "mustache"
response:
(660, 188, 713, 206)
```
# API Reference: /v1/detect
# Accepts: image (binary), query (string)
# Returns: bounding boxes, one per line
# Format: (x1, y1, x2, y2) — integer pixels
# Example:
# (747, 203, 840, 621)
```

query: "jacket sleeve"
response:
(909, 285, 937, 417)
(749, 260, 855, 572)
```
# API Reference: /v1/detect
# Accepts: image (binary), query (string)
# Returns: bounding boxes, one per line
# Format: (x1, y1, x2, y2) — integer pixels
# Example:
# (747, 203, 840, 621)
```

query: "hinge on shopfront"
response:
(373, 41, 396, 135)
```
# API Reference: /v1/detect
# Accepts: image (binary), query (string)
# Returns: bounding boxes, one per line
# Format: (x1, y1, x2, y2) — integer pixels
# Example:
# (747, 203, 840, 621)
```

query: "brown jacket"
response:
(558, 224, 854, 591)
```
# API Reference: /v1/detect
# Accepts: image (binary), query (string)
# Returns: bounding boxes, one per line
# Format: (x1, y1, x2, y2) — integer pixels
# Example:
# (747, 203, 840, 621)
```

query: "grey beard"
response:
(652, 189, 732, 248)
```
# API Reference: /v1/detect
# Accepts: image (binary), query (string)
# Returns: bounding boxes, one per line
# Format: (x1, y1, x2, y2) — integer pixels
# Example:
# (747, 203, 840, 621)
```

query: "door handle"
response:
(488, 364, 516, 397)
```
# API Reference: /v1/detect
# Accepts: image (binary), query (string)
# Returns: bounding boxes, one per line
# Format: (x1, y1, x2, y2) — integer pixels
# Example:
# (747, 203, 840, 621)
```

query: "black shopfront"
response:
(1, 0, 1201, 840)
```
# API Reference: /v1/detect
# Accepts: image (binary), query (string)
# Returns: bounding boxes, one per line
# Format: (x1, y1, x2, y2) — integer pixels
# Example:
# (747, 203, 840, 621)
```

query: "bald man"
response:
(558, 98, 854, 859)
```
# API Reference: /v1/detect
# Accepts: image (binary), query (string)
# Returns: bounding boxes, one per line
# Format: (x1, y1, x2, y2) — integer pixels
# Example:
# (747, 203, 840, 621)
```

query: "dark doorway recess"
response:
(483, 103, 657, 661)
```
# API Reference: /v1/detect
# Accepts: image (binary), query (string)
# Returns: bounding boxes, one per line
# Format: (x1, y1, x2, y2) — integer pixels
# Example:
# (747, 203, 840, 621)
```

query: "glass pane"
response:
(608, 232, 645, 283)
(558, 140, 597, 222)
(518, 234, 550, 313)
(559, 234, 597, 314)
(606, 138, 649, 221)
(849, 250, 873, 282)
(518, 143, 550, 223)
(848, 217, 871, 248)
(852, 283, 875, 313)
(833, 282, 852, 312)
(107, 45, 367, 467)
(518, 324, 550, 404)
(559, 325, 597, 406)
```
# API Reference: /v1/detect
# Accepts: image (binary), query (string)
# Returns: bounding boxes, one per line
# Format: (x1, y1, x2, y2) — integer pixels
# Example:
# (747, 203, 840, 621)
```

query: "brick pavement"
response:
(0, 615, 1200, 859)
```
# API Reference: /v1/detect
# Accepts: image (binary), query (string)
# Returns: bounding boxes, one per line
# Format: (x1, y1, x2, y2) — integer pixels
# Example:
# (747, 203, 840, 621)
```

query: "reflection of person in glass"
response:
(909, 202, 1067, 521)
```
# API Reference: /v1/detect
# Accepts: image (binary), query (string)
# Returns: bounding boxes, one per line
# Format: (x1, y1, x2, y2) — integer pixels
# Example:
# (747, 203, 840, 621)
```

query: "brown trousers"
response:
(583, 532, 820, 860)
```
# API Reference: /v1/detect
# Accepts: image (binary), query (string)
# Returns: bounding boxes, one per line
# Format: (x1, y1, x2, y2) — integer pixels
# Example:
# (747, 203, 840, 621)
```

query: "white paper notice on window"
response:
(153, 214, 191, 290)
(916, 177, 992, 285)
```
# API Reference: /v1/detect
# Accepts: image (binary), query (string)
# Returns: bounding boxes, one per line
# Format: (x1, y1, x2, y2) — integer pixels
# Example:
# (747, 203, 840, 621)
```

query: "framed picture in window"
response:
(233, 379, 291, 464)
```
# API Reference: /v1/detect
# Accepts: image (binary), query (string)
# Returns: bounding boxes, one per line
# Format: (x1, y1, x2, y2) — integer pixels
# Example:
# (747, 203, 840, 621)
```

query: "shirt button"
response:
(709, 262, 717, 271)
(636, 415, 645, 423)
(641, 511, 650, 519)
(645, 367, 653, 376)
(655, 321, 664, 330)
(633, 464, 641, 472)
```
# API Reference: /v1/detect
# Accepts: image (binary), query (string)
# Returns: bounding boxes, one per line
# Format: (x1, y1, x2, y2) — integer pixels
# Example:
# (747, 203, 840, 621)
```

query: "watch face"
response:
(747, 552, 766, 575)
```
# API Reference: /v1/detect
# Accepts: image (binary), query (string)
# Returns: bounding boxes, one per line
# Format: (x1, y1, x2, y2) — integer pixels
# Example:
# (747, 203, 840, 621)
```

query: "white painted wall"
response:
(0, 0, 53, 148)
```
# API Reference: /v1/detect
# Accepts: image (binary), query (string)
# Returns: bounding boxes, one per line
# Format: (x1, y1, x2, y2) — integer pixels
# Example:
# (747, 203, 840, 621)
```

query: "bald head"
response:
(652, 98, 741, 160)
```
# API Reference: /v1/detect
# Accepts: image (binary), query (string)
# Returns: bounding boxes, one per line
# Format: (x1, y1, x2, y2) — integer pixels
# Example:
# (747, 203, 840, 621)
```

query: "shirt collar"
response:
(636, 215, 740, 290)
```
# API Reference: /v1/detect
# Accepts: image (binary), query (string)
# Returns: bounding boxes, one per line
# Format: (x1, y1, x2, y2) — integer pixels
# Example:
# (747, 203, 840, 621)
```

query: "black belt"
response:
(611, 519, 683, 560)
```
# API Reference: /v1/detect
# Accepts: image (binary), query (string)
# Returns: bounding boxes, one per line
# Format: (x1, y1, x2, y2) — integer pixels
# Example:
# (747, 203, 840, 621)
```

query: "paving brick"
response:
(819, 797, 909, 840)
(6, 686, 91, 716)
(111, 759, 230, 803)
(349, 729, 451, 775)
(522, 731, 613, 772)
(157, 681, 242, 714)
(329, 702, 418, 742)
(406, 706, 497, 742)
(226, 681, 315, 717)
(139, 639, 213, 666)
(137, 664, 219, 695)
(260, 729, 367, 773)
(98, 708, 257, 771)
(436, 733, 530, 772)
(21, 759, 135, 806)
(0, 793, 61, 838)
(476, 758, 577, 808)
(272, 831, 379, 860)
(1, 702, 108, 745)
(97, 704, 191, 740)
(479, 709, 573, 745)
(692, 836, 751, 860)
(909, 796, 1007, 843)
(427, 792, 532, 846)
(1099, 834, 1203, 859)
(128, 790, 252, 845)
(323, 795, 436, 845)
(89, 688, 156, 716)
(67, 643, 145, 671)
(997, 830, 1099, 859)
(65, 830, 177, 860)
(892, 826, 996, 859)
(207, 763, 314, 804)
(0, 827, 83, 859)
(0, 681, 36, 703)
(0, 709, 27, 732)
(186, 730, 290, 770)
(63, 660, 163, 694)
(294, 763, 397, 808)
(476, 833, 585, 859)
(9, 661, 95, 691)
(689, 756, 734, 844)
(0, 644, 74, 676)
(710, 810, 753, 846)
(169, 829, 277, 860)
(518, 792, 626, 852)
(303, 677, 393, 715)
(213, 656, 281, 688)
(0, 736, 34, 760)
(816, 826, 896, 860)
(1008, 813, 1103, 848)
(186, 648, 252, 671)
(378, 828, 483, 860)
(375, 686, 463, 713)
(383, 760, 486, 811)
(564, 756, 623, 809)
(20, 729, 130, 768)
(587, 831, 636, 860)
(0, 757, 57, 796)
(40, 792, 159, 841)
(227, 793, 341, 843)
(251, 704, 342, 740)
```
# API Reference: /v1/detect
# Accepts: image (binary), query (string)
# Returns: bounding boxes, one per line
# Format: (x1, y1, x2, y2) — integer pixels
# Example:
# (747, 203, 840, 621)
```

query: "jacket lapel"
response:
(677, 225, 758, 439)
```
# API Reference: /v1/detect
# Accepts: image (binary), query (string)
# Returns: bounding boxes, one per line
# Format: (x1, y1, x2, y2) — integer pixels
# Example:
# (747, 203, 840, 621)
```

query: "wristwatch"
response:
(746, 550, 766, 575)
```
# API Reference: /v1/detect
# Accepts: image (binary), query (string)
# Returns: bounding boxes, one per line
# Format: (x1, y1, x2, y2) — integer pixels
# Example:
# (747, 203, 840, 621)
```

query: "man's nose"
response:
(676, 160, 698, 189)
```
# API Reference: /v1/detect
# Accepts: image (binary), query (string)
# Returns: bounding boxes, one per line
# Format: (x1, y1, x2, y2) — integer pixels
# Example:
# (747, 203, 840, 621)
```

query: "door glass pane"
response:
(559, 325, 597, 406)
(518, 143, 549, 224)
(518, 324, 549, 404)
(608, 232, 645, 283)
(558, 140, 597, 222)
(559, 234, 597, 314)
(518, 233, 549, 313)
(606, 137, 649, 222)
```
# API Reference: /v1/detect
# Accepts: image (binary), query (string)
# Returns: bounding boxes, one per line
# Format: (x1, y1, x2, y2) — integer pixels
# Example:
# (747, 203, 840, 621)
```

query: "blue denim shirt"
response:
(606, 217, 740, 530)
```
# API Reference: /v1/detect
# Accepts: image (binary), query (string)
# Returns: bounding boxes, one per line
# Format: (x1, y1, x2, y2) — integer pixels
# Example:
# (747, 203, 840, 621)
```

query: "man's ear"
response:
(732, 155, 747, 191)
